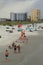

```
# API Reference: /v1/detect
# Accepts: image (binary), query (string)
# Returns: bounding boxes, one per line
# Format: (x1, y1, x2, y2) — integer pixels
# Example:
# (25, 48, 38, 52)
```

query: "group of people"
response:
(12, 42, 21, 53)
(5, 42, 21, 61)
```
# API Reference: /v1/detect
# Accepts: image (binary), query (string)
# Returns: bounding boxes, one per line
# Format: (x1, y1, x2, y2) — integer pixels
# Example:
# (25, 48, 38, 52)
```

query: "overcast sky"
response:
(0, 0, 43, 19)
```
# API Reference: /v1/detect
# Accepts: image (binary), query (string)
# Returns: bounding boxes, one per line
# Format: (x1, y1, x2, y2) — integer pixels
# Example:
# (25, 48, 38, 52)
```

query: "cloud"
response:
(0, 0, 42, 18)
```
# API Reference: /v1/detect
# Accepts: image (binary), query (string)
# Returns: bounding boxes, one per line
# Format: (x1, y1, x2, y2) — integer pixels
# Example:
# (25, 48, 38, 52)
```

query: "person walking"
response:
(14, 44, 17, 53)
(12, 42, 15, 49)
(17, 44, 21, 53)
(5, 49, 9, 61)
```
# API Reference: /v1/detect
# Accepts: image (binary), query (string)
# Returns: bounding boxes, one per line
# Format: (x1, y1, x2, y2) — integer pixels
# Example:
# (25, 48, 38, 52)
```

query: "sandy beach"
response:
(0, 24, 43, 65)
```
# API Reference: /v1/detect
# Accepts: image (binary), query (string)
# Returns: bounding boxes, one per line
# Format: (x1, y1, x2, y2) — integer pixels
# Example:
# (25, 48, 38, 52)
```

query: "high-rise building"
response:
(30, 9, 40, 22)
(10, 12, 27, 21)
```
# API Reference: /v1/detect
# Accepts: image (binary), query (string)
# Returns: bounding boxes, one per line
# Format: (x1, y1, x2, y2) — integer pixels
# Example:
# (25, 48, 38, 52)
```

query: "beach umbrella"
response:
(18, 24, 22, 28)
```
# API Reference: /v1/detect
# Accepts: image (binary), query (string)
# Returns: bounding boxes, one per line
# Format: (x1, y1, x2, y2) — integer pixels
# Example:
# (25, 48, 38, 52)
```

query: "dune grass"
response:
(0, 21, 32, 25)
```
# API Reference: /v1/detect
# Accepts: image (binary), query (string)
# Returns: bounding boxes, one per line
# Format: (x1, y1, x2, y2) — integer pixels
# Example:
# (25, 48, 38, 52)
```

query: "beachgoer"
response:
(12, 42, 15, 48)
(8, 45, 12, 49)
(14, 44, 17, 53)
(17, 44, 20, 53)
(5, 49, 9, 60)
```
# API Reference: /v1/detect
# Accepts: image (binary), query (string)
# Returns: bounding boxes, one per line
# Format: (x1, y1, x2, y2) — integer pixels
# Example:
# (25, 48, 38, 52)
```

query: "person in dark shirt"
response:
(14, 44, 17, 53)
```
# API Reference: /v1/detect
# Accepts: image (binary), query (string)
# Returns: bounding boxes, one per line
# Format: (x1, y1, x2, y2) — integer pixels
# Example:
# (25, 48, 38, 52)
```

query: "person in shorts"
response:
(14, 44, 17, 53)
(5, 49, 9, 60)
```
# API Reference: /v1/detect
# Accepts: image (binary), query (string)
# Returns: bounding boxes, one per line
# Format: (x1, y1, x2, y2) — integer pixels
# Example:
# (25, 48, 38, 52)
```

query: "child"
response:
(5, 49, 9, 61)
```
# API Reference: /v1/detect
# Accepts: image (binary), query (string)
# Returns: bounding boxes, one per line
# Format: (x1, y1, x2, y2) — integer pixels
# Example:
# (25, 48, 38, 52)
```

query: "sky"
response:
(0, 0, 43, 19)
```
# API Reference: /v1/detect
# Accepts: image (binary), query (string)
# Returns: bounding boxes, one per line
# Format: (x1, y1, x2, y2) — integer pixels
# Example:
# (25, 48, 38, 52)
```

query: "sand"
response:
(0, 24, 43, 65)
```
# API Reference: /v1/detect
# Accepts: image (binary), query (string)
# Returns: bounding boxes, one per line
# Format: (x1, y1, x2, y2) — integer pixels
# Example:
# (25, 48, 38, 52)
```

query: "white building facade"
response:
(10, 12, 27, 21)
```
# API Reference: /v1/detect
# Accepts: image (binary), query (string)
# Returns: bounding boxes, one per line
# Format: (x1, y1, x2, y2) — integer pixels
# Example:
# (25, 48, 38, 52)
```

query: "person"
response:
(5, 49, 9, 61)
(8, 45, 12, 49)
(12, 42, 15, 49)
(14, 44, 17, 53)
(17, 44, 20, 53)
